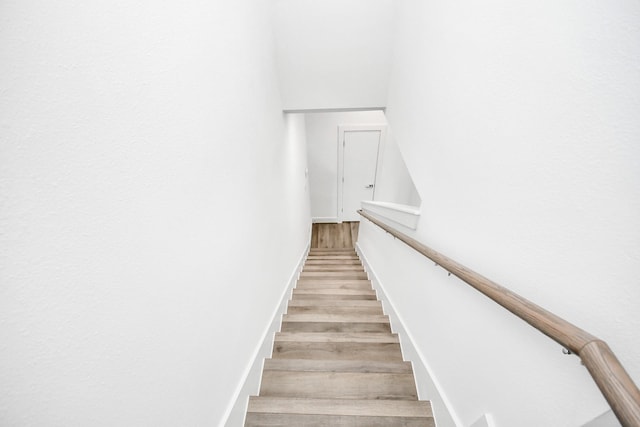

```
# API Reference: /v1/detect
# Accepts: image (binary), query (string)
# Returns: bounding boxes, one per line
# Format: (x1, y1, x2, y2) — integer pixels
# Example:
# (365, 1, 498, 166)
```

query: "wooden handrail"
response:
(358, 209, 640, 427)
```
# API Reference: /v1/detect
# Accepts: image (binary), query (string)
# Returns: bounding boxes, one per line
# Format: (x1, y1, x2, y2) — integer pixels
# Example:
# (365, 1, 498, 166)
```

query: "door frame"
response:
(337, 124, 387, 222)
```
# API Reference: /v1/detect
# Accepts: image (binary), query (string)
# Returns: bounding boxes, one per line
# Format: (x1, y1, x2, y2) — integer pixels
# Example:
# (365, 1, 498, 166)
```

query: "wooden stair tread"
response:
(285, 308, 381, 315)
(275, 332, 398, 343)
(247, 397, 433, 418)
(304, 259, 362, 265)
(308, 252, 357, 256)
(283, 313, 389, 323)
(297, 279, 371, 285)
(310, 248, 356, 251)
(259, 371, 418, 400)
(291, 294, 377, 301)
(300, 271, 368, 278)
(288, 299, 381, 307)
(303, 266, 365, 271)
(307, 257, 359, 260)
(293, 288, 375, 295)
(272, 343, 404, 361)
(296, 283, 373, 292)
(264, 358, 412, 373)
(286, 301, 384, 315)
(282, 314, 391, 332)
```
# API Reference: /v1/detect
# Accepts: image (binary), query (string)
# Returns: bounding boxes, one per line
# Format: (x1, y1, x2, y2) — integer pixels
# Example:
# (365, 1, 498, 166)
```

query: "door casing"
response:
(337, 124, 387, 222)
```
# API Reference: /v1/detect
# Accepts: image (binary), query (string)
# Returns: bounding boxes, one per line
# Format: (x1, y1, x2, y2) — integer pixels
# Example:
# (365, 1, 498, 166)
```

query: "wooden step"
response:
(306, 255, 360, 260)
(264, 358, 412, 373)
(304, 259, 362, 265)
(259, 369, 418, 400)
(296, 280, 372, 291)
(309, 251, 357, 256)
(288, 299, 382, 308)
(309, 249, 355, 252)
(273, 332, 403, 361)
(292, 288, 377, 300)
(287, 299, 383, 315)
(246, 397, 434, 427)
(281, 313, 391, 333)
(303, 265, 365, 271)
(307, 254, 357, 259)
(287, 305, 383, 315)
(300, 271, 368, 280)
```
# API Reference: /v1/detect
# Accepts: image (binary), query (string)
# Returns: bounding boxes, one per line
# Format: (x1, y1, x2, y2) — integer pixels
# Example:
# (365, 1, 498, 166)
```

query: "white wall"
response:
(305, 110, 386, 221)
(273, 0, 395, 110)
(224, 113, 310, 427)
(359, 1, 640, 426)
(0, 2, 310, 426)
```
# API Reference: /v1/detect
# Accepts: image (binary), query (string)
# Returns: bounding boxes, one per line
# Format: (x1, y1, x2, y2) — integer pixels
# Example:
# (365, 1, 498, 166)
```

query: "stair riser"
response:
(281, 321, 391, 333)
(259, 371, 418, 400)
(245, 413, 434, 427)
(273, 342, 403, 361)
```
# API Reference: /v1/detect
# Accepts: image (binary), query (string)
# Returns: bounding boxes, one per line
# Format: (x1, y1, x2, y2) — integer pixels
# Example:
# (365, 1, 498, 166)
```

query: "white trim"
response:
(283, 107, 386, 114)
(356, 242, 463, 427)
(220, 243, 310, 427)
(337, 124, 387, 222)
(360, 200, 421, 230)
(312, 216, 340, 223)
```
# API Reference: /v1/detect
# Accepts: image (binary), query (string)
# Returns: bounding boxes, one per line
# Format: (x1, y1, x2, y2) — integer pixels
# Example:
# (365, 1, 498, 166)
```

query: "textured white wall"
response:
(305, 111, 386, 220)
(273, 0, 395, 110)
(0, 1, 310, 426)
(359, 1, 640, 426)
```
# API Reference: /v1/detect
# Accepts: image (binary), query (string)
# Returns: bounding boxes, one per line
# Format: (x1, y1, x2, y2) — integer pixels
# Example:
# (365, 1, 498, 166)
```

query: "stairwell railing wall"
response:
(358, 209, 640, 427)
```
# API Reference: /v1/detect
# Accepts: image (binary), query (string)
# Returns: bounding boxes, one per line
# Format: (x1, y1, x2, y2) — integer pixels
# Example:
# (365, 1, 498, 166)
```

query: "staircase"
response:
(245, 238, 435, 426)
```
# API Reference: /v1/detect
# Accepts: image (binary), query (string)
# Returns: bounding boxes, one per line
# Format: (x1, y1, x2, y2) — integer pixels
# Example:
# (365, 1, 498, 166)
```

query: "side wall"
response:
(359, 1, 640, 426)
(0, 2, 311, 426)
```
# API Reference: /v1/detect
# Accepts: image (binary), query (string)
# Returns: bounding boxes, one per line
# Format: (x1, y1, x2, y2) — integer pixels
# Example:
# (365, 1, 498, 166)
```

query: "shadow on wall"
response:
(373, 124, 421, 208)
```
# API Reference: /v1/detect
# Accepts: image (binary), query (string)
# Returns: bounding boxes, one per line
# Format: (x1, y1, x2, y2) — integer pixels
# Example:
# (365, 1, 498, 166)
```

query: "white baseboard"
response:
(220, 243, 309, 427)
(356, 243, 462, 427)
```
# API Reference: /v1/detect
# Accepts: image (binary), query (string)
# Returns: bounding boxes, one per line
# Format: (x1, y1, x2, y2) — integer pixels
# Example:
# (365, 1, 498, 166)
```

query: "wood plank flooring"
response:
(311, 222, 359, 249)
(244, 248, 434, 426)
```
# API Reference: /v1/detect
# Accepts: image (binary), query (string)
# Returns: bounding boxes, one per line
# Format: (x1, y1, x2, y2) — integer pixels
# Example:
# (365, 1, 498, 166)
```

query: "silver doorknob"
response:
(365, 184, 374, 189)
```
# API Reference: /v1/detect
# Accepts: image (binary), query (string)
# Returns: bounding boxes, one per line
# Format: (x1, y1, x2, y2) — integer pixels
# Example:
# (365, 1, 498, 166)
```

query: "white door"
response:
(339, 128, 383, 221)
